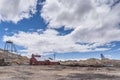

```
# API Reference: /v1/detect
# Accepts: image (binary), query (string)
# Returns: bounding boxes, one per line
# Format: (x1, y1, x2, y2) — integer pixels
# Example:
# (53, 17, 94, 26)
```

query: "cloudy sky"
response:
(0, 0, 120, 60)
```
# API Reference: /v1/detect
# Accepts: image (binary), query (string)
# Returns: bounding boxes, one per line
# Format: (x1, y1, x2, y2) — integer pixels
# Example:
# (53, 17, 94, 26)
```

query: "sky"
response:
(0, 0, 120, 60)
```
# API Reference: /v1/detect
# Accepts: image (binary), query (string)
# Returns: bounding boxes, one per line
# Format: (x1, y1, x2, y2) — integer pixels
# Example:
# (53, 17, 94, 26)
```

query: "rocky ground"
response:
(0, 49, 120, 80)
(0, 65, 120, 80)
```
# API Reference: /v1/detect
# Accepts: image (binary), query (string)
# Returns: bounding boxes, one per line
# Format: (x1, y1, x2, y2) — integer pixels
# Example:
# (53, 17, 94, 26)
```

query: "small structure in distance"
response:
(4, 40, 17, 53)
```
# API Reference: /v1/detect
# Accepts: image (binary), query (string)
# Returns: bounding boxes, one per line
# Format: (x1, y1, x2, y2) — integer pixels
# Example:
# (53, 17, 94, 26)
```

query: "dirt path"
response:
(0, 65, 120, 80)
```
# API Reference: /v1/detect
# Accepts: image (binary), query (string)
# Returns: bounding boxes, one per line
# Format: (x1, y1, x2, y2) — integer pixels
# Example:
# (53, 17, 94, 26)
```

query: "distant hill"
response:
(60, 58, 120, 67)
(0, 48, 29, 65)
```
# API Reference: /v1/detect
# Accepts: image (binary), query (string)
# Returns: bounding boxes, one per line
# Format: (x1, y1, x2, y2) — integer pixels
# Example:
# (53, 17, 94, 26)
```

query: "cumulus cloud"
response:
(41, 0, 120, 46)
(3, 29, 109, 56)
(0, 0, 37, 23)
(3, 0, 120, 55)
(41, 0, 93, 29)
(70, 0, 120, 44)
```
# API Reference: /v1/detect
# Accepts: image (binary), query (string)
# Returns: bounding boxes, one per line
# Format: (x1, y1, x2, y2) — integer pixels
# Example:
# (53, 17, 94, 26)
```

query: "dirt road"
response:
(0, 65, 120, 80)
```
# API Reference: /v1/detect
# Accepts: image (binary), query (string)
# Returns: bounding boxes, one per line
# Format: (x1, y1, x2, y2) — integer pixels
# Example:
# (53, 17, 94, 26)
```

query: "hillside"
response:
(60, 58, 120, 67)
(0, 48, 29, 65)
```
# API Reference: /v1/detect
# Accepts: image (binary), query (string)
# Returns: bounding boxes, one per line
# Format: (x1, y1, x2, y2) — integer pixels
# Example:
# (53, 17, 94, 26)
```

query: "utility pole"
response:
(54, 52, 56, 61)
(53, 49, 56, 61)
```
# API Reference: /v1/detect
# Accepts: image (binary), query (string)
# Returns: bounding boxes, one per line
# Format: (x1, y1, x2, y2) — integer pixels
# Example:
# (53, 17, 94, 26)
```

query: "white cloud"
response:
(3, 0, 120, 56)
(41, 0, 120, 46)
(3, 29, 109, 56)
(57, 58, 87, 61)
(4, 28, 8, 31)
(104, 54, 112, 59)
(70, 2, 120, 44)
(41, 0, 93, 29)
(0, 0, 37, 23)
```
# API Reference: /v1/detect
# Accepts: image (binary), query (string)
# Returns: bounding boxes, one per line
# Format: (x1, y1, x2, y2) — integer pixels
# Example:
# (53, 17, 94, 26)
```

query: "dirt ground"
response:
(0, 65, 120, 80)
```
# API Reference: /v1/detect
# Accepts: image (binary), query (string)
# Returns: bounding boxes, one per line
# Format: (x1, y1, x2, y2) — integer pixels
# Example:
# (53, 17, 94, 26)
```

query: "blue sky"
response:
(0, 0, 120, 60)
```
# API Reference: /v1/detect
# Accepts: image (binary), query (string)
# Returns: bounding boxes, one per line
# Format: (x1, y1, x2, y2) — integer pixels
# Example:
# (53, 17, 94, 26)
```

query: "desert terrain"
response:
(0, 65, 120, 80)
(0, 49, 120, 80)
